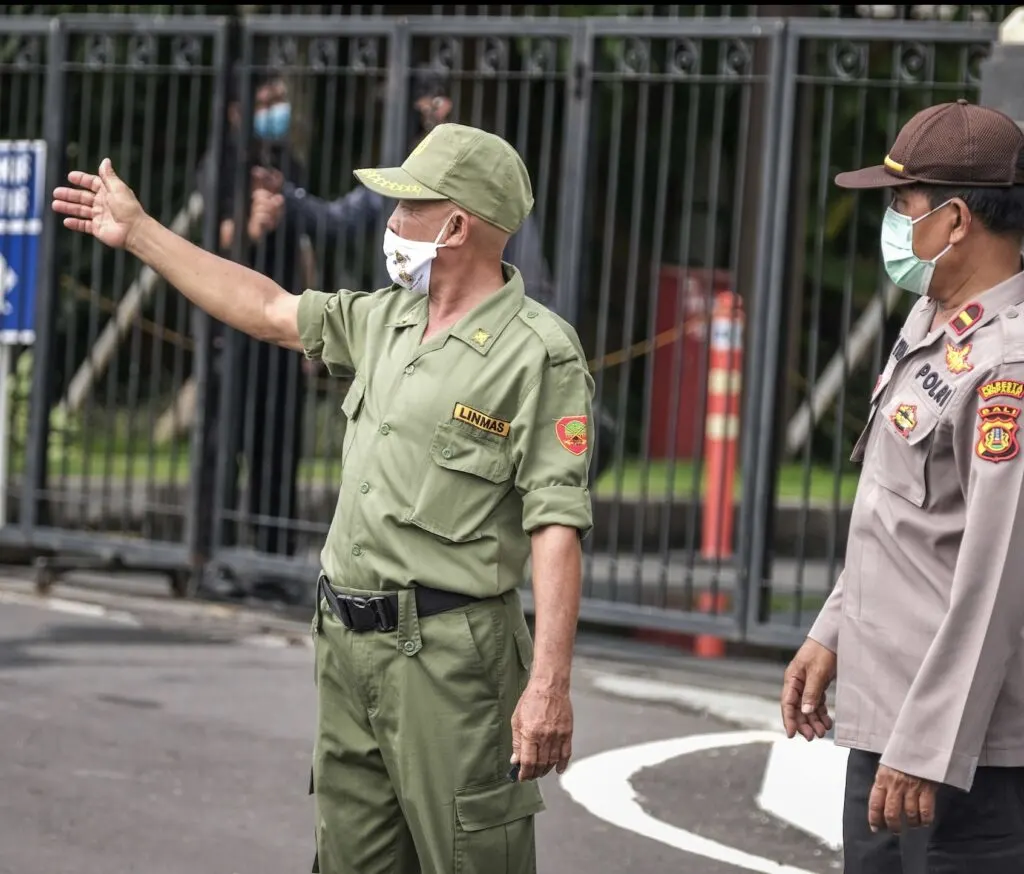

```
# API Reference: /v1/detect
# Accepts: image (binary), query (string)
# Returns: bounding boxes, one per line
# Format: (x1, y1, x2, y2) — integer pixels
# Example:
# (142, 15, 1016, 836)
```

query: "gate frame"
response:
(742, 16, 1001, 649)
(0, 14, 231, 594)
(0, 12, 1007, 642)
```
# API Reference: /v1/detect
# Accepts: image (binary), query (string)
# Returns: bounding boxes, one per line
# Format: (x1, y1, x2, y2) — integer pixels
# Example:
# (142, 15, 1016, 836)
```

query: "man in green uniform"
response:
(52, 123, 595, 874)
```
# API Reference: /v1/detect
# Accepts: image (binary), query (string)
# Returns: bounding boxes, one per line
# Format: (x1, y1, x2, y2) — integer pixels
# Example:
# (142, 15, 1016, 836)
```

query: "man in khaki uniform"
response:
(52, 123, 594, 874)
(780, 100, 1024, 873)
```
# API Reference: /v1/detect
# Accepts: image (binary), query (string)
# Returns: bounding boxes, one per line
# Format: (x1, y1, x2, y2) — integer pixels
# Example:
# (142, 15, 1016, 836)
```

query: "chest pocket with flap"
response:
(873, 392, 942, 508)
(339, 374, 366, 467)
(407, 421, 514, 542)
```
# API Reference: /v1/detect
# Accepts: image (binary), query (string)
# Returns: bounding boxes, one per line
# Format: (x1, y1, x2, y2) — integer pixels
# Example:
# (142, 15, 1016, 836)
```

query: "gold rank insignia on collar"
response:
(949, 302, 984, 337)
(945, 342, 973, 375)
(470, 329, 490, 347)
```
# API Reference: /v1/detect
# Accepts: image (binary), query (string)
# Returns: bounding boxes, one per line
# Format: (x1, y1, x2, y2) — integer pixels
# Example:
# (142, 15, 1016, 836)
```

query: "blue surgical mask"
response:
(880, 200, 953, 296)
(254, 102, 291, 140)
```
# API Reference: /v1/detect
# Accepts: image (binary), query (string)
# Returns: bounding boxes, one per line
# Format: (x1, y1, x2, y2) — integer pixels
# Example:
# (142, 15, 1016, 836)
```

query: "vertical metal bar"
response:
(111, 50, 139, 534)
(138, 53, 162, 541)
(82, 42, 116, 529)
(382, 21, 410, 167)
(533, 42, 558, 279)
(657, 71, 701, 611)
(683, 43, 728, 614)
(825, 84, 869, 621)
(593, 40, 626, 604)
(63, 43, 96, 527)
(617, 42, 651, 604)
(638, 66, 675, 609)
(743, 24, 795, 637)
(379, 20, 409, 291)
(23, 17, 65, 532)
(553, 21, 591, 329)
(793, 79, 836, 626)
(212, 20, 249, 566)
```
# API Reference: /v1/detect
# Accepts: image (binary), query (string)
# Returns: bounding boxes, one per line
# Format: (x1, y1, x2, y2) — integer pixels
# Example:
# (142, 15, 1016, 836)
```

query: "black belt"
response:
(317, 574, 479, 633)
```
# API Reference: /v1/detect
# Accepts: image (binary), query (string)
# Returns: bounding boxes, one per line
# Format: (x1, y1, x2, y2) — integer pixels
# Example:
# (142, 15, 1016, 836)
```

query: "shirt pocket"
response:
(339, 373, 366, 468)
(406, 421, 514, 542)
(873, 393, 941, 508)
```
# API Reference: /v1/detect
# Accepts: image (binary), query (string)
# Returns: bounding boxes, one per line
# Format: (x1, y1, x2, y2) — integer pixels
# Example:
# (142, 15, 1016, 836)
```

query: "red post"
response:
(701, 291, 744, 560)
(695, 292, 744, 659)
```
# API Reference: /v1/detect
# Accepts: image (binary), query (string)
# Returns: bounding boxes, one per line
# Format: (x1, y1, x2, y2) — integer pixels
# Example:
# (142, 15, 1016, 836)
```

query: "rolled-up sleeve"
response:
(881, 363, 1024, 791)
(511, 358, 595, 538)
(297, 288, 378, 377)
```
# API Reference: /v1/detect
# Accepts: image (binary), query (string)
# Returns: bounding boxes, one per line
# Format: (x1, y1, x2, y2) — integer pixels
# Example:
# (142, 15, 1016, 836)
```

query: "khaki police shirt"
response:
(808, 271, 1024, 792)
(296, 264, 595, 599)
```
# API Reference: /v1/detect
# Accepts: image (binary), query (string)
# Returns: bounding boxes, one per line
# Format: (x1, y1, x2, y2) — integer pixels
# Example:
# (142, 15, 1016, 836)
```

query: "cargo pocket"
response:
(339, 374, 366, 468)
(407, 422, 513, 542)
(874, 394, 941, 508)
(454, 778, 546, 874)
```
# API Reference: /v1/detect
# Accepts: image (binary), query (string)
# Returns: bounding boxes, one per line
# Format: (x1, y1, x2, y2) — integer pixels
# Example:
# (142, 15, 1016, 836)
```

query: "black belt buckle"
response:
(340, 594, 397, 633)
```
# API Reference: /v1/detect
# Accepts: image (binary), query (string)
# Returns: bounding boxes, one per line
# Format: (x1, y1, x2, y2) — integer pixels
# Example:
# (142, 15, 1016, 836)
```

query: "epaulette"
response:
(1000, 306, 1024, 364)
(517, 304, 583, 367)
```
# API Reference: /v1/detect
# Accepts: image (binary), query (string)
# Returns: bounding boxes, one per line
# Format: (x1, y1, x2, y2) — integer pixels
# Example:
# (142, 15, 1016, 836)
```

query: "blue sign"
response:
(0, 140, 46, 345)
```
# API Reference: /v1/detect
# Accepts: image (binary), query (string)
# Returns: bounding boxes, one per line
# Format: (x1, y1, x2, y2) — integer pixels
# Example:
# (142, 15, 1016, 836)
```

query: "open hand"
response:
(52, 158, 146, 250)
(781, 638, 836, 741)
(510, 682, 573, 781)
(868, 764, 938, 834)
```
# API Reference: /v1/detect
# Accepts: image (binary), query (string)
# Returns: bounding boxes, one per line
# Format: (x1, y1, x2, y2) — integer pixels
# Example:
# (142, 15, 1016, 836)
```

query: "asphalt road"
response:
(0, 589, 843, 874)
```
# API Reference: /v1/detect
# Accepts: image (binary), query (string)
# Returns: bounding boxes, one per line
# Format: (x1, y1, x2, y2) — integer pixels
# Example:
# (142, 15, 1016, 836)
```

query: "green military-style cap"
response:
(353, 123, 534, 235)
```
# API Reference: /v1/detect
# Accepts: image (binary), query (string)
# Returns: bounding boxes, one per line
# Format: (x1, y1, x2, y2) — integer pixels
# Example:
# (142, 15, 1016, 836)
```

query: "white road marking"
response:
(590, 672, 782, 731)
(0, 590, 140, 625)
(560, 729, 825, 874)
(758, 737, 848, 851)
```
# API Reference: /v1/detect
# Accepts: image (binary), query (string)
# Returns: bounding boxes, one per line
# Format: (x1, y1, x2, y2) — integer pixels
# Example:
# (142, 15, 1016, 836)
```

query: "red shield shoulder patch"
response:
(555, 416, 588, 456)
(976, 404, 1021, 463)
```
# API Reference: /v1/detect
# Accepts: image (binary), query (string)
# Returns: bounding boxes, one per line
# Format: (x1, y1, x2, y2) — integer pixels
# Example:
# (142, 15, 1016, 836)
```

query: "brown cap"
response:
(835, 99, 1024, 190)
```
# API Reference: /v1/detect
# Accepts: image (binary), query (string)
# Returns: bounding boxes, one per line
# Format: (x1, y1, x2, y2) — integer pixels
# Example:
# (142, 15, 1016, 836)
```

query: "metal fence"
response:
(0, 11, 1003, 644)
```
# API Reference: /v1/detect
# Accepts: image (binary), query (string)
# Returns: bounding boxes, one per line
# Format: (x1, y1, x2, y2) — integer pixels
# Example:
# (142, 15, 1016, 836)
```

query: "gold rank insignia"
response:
(976, 404, 1021, 463)
(945, 342, 973, 375)
(470, 329, 490, 347)
(949, 301, 983, 337)
(890, 403, 917, 438)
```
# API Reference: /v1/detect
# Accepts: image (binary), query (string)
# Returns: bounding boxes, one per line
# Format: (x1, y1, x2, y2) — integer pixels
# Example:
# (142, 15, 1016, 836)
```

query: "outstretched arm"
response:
(53, 158, 301, 350)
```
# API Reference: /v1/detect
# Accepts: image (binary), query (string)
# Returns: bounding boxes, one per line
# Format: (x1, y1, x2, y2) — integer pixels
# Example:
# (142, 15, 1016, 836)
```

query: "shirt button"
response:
(442, 447, 452, 459)
(403, 640, 416, 654)
(1010, 310, 1019, 319)
(359, 482, 370, 494)
(352, 545, 362, 556)
(404, 364, 415, 375)
(526, 311, 537, 319)
(380, 423, 391, 435)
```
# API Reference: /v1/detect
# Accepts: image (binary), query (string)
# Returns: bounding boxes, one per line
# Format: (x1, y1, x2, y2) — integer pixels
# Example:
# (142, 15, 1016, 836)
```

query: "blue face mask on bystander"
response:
(254, 102, 291, 141)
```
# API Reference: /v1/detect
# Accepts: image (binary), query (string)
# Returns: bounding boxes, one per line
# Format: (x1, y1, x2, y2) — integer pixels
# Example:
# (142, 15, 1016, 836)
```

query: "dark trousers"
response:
(843, 749, 1024, 874)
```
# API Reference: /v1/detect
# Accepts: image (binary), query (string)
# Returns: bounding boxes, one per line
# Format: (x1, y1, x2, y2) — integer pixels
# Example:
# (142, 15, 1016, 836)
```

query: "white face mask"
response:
(880, 200, 954, 297)
(383, 215, 454, 294)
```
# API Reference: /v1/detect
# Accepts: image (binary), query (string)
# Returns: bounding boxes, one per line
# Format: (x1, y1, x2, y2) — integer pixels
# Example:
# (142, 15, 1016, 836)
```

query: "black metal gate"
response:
(0, 11, 1002, 644)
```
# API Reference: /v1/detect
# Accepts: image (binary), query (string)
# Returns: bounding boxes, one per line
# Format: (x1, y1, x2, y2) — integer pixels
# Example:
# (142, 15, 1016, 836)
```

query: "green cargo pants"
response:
(310, 584, 545, 874)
